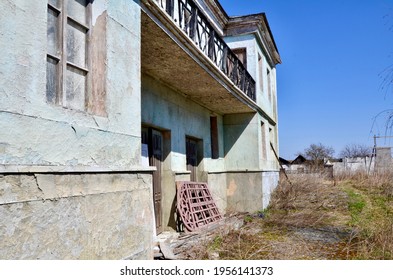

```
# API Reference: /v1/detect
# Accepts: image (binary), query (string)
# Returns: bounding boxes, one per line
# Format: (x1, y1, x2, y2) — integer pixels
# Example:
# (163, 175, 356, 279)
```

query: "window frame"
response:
(46, 0, 92, 110)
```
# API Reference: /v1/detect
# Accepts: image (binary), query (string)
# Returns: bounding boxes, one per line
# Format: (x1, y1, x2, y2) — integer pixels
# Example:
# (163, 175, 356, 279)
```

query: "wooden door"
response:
(143, 127, 163, 234)
(186, 137, 198, 182)
(151, 129, 163, 234)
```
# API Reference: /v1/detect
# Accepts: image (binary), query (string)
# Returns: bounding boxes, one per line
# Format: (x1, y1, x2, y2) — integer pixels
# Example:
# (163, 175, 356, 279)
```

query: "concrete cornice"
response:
(195, 2, 281, 66)
(224, 13, 282, 66)
(205, 0, 229, 28)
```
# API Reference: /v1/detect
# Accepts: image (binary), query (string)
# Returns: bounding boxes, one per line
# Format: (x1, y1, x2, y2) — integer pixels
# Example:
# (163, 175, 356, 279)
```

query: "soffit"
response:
(141, 12, 255, 115)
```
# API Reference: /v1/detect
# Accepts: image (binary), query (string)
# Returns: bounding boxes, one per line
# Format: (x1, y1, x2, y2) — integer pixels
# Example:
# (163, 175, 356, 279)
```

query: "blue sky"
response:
(220, 0, 393, 159)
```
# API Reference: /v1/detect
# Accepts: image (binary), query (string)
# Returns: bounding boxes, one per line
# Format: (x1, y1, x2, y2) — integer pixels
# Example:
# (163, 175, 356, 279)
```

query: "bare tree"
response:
(339, 143, 372, 158)
(302, 143, 335, 168)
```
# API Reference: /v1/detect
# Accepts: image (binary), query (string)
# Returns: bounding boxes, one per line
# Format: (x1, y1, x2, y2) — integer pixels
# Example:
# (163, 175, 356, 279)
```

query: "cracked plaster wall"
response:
(0, 0, 142, 168)
(0, 0, 155, 260)
(0, 173, 153, 259)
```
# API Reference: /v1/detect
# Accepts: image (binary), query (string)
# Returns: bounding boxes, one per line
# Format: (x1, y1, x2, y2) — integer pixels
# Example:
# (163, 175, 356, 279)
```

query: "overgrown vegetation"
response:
(338, 173, 393, 259)
(190, 172, 393, 260)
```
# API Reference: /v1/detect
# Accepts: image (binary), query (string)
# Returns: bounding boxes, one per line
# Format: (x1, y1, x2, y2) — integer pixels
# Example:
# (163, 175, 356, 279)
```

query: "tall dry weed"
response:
(268, 175, 348, 229)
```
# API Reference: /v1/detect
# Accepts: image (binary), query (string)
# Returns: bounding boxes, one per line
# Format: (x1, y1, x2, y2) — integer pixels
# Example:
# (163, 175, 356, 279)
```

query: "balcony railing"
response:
(154, 0, 256, 102)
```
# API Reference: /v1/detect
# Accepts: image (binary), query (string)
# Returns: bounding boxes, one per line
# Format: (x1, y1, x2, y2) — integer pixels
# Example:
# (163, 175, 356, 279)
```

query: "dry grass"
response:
(188, 172, 393, 260)
(337, 172, 393, 259)
(269, 175, 350, 229)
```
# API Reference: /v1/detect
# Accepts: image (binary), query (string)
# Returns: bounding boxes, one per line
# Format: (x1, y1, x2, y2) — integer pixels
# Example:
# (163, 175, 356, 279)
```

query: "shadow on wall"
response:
(223, 112, 255, 157)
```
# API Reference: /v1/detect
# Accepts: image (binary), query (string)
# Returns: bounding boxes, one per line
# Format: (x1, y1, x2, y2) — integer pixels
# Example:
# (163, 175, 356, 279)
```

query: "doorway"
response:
(186, 137, 202, 182)
(142, 127, 163, 234)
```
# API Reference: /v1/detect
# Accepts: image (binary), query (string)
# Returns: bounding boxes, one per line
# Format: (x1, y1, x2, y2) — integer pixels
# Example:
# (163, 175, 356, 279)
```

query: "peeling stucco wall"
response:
(226, 172, 263, 213)
(0, 0, 154, 260)
(0, 0, 142, 169)
(0, 112, 140, 167)
(0, 173, 153, 259)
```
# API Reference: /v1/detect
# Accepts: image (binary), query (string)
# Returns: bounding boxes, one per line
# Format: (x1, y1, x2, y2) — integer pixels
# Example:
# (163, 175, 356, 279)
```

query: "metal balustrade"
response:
(154, 0, 256, 102)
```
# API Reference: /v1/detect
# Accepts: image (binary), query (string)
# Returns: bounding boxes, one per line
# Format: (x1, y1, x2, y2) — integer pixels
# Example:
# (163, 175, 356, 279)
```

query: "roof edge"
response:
(224, 13, 281, 65)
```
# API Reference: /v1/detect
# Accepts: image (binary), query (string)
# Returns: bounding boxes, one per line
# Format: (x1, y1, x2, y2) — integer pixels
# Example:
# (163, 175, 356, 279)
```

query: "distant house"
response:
(291, 155, 307, 165)
(290, 155, 307, 173)
(279, 157, 291, 170)
(280, 155, 334, 178)
(280, 155, 307, 173)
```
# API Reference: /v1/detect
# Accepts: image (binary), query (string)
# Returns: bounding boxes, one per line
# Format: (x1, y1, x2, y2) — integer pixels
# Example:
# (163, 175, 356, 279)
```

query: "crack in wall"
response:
(0, 110, 138, 137)
(33, 174, 43, 194)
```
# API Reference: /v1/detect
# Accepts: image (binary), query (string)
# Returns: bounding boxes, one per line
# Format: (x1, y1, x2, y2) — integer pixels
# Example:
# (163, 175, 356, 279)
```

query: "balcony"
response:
(141, 0, 258, 114)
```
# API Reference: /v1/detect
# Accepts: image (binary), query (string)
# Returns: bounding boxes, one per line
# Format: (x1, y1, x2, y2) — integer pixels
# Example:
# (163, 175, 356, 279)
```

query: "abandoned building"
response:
(0, 0, 281, 259)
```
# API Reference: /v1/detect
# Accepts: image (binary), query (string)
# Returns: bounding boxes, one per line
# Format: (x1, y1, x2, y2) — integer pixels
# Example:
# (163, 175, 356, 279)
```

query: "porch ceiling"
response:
(141, 12, 255, 115)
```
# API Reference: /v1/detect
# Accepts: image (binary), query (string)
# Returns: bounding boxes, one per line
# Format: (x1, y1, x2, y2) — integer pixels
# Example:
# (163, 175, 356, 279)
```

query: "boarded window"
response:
(46, 0, 91, 111)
